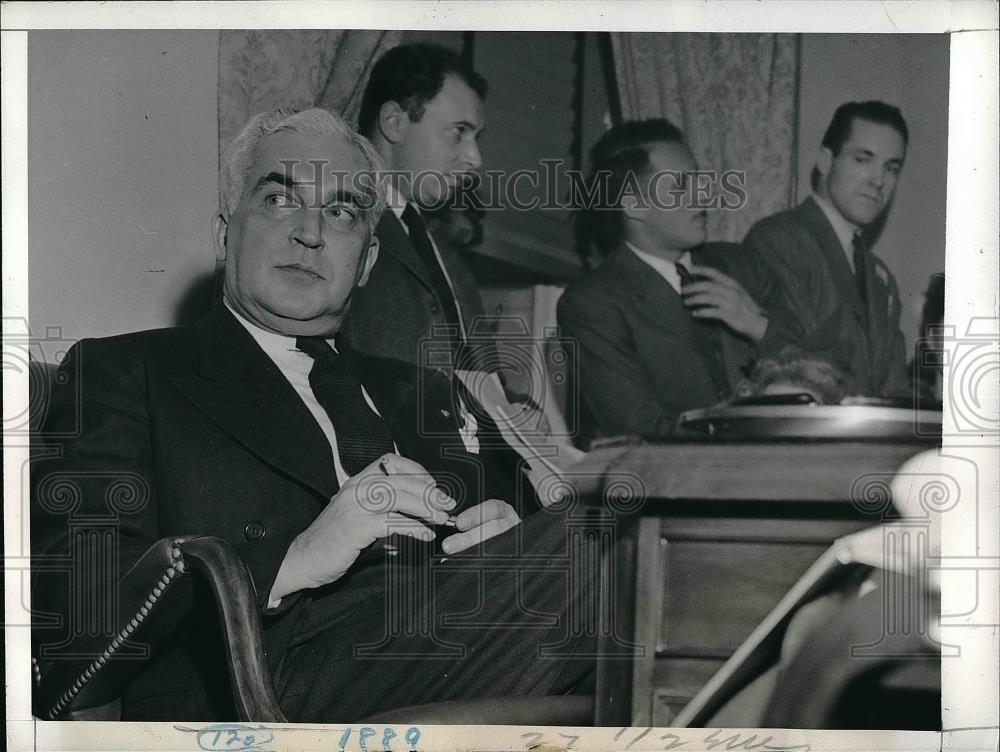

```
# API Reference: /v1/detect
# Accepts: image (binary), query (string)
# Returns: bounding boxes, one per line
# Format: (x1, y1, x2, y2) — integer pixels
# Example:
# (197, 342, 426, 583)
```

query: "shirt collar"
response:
(625, 241, 692, 294)
(224, 298, 337, 372)
(385, 183, 409, 223)
(812, 192, 860, 256)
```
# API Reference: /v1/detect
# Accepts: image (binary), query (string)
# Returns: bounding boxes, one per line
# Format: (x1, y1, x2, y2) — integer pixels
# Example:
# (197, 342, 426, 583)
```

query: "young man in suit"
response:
(557, 119, 798, 438)
(743, 101, 910, 398)
(31, 108, 598, 722)
(342, 43, 489, 373)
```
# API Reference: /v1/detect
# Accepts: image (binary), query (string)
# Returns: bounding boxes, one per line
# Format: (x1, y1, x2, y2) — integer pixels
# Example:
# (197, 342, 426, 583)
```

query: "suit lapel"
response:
(859, 246, 892, 362)
(353, 350, 460, 461)
(799, 197, 867, 327)
(612, 247, 691, 343)
(170, 306, 339, 499)
(614, 246, 734, 393)
(375, 212, 437, 295)
(354, 353, 533, 514)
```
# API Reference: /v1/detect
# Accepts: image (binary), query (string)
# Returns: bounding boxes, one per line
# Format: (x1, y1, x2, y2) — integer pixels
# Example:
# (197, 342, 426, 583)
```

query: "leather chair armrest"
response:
(33, 535, 286, 722)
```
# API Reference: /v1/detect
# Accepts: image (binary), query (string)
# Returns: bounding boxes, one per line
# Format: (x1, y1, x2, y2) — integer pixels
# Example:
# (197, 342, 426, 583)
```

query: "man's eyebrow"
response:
(252, 172, 298, 193)
(850, 147, 905, 164)
(323, 188, 367, 209)
(251, 176, 374, 209)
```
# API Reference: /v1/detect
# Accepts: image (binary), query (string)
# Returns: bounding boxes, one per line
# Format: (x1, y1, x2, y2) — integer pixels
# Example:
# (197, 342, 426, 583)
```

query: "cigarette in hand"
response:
(379, 459, 399, 557)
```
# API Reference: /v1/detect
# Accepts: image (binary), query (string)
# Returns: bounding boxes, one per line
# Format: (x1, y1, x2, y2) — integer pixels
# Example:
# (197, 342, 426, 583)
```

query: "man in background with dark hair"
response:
(743, 100, 910, 398)
(343, 43, 490, 372)
(558, 119, 797, 438)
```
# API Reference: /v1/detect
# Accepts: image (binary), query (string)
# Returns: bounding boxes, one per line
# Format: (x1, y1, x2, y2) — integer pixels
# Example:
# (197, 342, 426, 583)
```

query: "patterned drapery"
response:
(218, 30, 401, 152)
(610, 33, 800, 242)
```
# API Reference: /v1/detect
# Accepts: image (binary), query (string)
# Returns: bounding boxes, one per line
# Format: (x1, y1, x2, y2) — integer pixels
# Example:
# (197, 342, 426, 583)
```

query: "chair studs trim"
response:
(45, 541, 185, 720)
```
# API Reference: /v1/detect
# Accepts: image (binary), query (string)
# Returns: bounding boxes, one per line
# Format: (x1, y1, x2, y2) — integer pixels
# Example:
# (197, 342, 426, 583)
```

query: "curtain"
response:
(218, 30, 401, 151)
(610, 33, 800, 242)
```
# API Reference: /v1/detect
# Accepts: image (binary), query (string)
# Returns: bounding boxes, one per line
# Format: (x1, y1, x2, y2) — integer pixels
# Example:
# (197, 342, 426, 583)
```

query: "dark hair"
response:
(358, 44, 487, 138)
(582, 118, 686, 254)
(821, 100, 909, 155)
(736, 347, 847, 405)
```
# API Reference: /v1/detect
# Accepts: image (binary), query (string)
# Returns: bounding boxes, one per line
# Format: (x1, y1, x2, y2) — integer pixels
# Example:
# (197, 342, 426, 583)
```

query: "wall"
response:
(28, 31, 949, 353)
(28, 30, 219, 341)
(797, 34, 950, 352)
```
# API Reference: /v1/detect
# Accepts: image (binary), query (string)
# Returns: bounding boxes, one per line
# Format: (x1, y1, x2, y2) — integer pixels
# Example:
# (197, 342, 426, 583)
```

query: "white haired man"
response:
(31, 108, 598, 722)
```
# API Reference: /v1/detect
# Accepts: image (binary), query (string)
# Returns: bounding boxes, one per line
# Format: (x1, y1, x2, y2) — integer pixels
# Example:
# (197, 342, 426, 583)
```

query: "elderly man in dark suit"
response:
(557, 119, 799, 438)
(31, 108, 598, 722)
(743, 101, 910, 398)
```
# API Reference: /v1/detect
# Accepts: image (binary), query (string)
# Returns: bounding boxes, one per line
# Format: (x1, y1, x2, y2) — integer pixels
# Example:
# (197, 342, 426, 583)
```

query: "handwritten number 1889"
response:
(338, 726, 421, 751)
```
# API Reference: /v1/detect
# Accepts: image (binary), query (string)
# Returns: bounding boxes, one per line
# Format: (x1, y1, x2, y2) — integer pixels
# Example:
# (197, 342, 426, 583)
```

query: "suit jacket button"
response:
(244, 521, 265, 541)
(430, 301, 440, 314)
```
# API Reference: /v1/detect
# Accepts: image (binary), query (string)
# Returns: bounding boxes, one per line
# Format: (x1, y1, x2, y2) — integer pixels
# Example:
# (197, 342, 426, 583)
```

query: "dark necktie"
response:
(296, 336, 395, 476)
(675, 262, 729, 399)
(852, 231, 869, 307)
(401, 204, 463, 348)
(674, 261, 695, 289)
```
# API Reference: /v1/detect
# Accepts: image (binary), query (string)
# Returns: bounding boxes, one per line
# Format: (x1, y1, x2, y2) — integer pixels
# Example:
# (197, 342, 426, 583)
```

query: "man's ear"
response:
(357, 234, 380, 288)
(621, 194, 646, 222)
(213, 214, 229, 262)
(816, 146, 834, 182)
(377, 101, 409, 144)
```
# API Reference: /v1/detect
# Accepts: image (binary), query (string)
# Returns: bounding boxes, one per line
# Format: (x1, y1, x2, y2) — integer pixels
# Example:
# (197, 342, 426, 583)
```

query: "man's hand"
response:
(269, 454, 454, 604)
(441, 498, 520, 555)
(681, 264, 769, 342)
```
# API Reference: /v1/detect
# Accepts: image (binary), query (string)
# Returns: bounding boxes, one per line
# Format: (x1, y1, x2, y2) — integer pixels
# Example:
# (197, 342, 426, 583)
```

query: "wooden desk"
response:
(569, 440, 932, 726)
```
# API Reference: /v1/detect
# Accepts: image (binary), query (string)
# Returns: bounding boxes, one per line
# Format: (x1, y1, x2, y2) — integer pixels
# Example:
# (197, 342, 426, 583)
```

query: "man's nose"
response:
(291, 208, 324, 249)
(462, 140, 483, 171)
(869, 168, 886, 190)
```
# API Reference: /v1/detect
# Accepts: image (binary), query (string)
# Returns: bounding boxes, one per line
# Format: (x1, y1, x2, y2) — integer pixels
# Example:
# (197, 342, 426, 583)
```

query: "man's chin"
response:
(254, 305, 345, 337)
(847, 207, 882, 226)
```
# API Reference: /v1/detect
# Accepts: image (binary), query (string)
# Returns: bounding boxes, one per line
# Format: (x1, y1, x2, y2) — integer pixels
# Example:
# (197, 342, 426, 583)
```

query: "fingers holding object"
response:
(350, 472, 455, 524)
(684, 264, 739, 289)
(453, 498, 518, 531)
(683, 290, 734, 311)
(441, 516, 518, 555)
(379, 511, 437, 543)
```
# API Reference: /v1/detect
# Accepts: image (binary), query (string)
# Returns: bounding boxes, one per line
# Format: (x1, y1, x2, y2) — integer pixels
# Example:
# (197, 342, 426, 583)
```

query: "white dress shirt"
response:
(224, 299, 392, 487)
(812, 192, 860, 272)
(625, 241, 693, 295)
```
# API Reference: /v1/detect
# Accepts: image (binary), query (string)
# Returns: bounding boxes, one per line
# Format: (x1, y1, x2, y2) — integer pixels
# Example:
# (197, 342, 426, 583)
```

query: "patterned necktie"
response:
(401, 204, 463, 347)
(296, 336, 395, 476)
(675, 262, 729, 399)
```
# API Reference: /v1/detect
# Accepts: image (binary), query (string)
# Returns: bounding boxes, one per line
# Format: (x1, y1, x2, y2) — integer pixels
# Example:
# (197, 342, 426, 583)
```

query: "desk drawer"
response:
(628, 515, 869, 725)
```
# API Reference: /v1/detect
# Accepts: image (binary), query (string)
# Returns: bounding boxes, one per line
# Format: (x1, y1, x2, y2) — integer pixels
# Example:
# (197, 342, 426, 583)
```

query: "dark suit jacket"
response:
(743, 197, 908, 397)
(556, 242, 798, 438)
(342, 211, 488, 369)
(30, 305, 534, 719)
